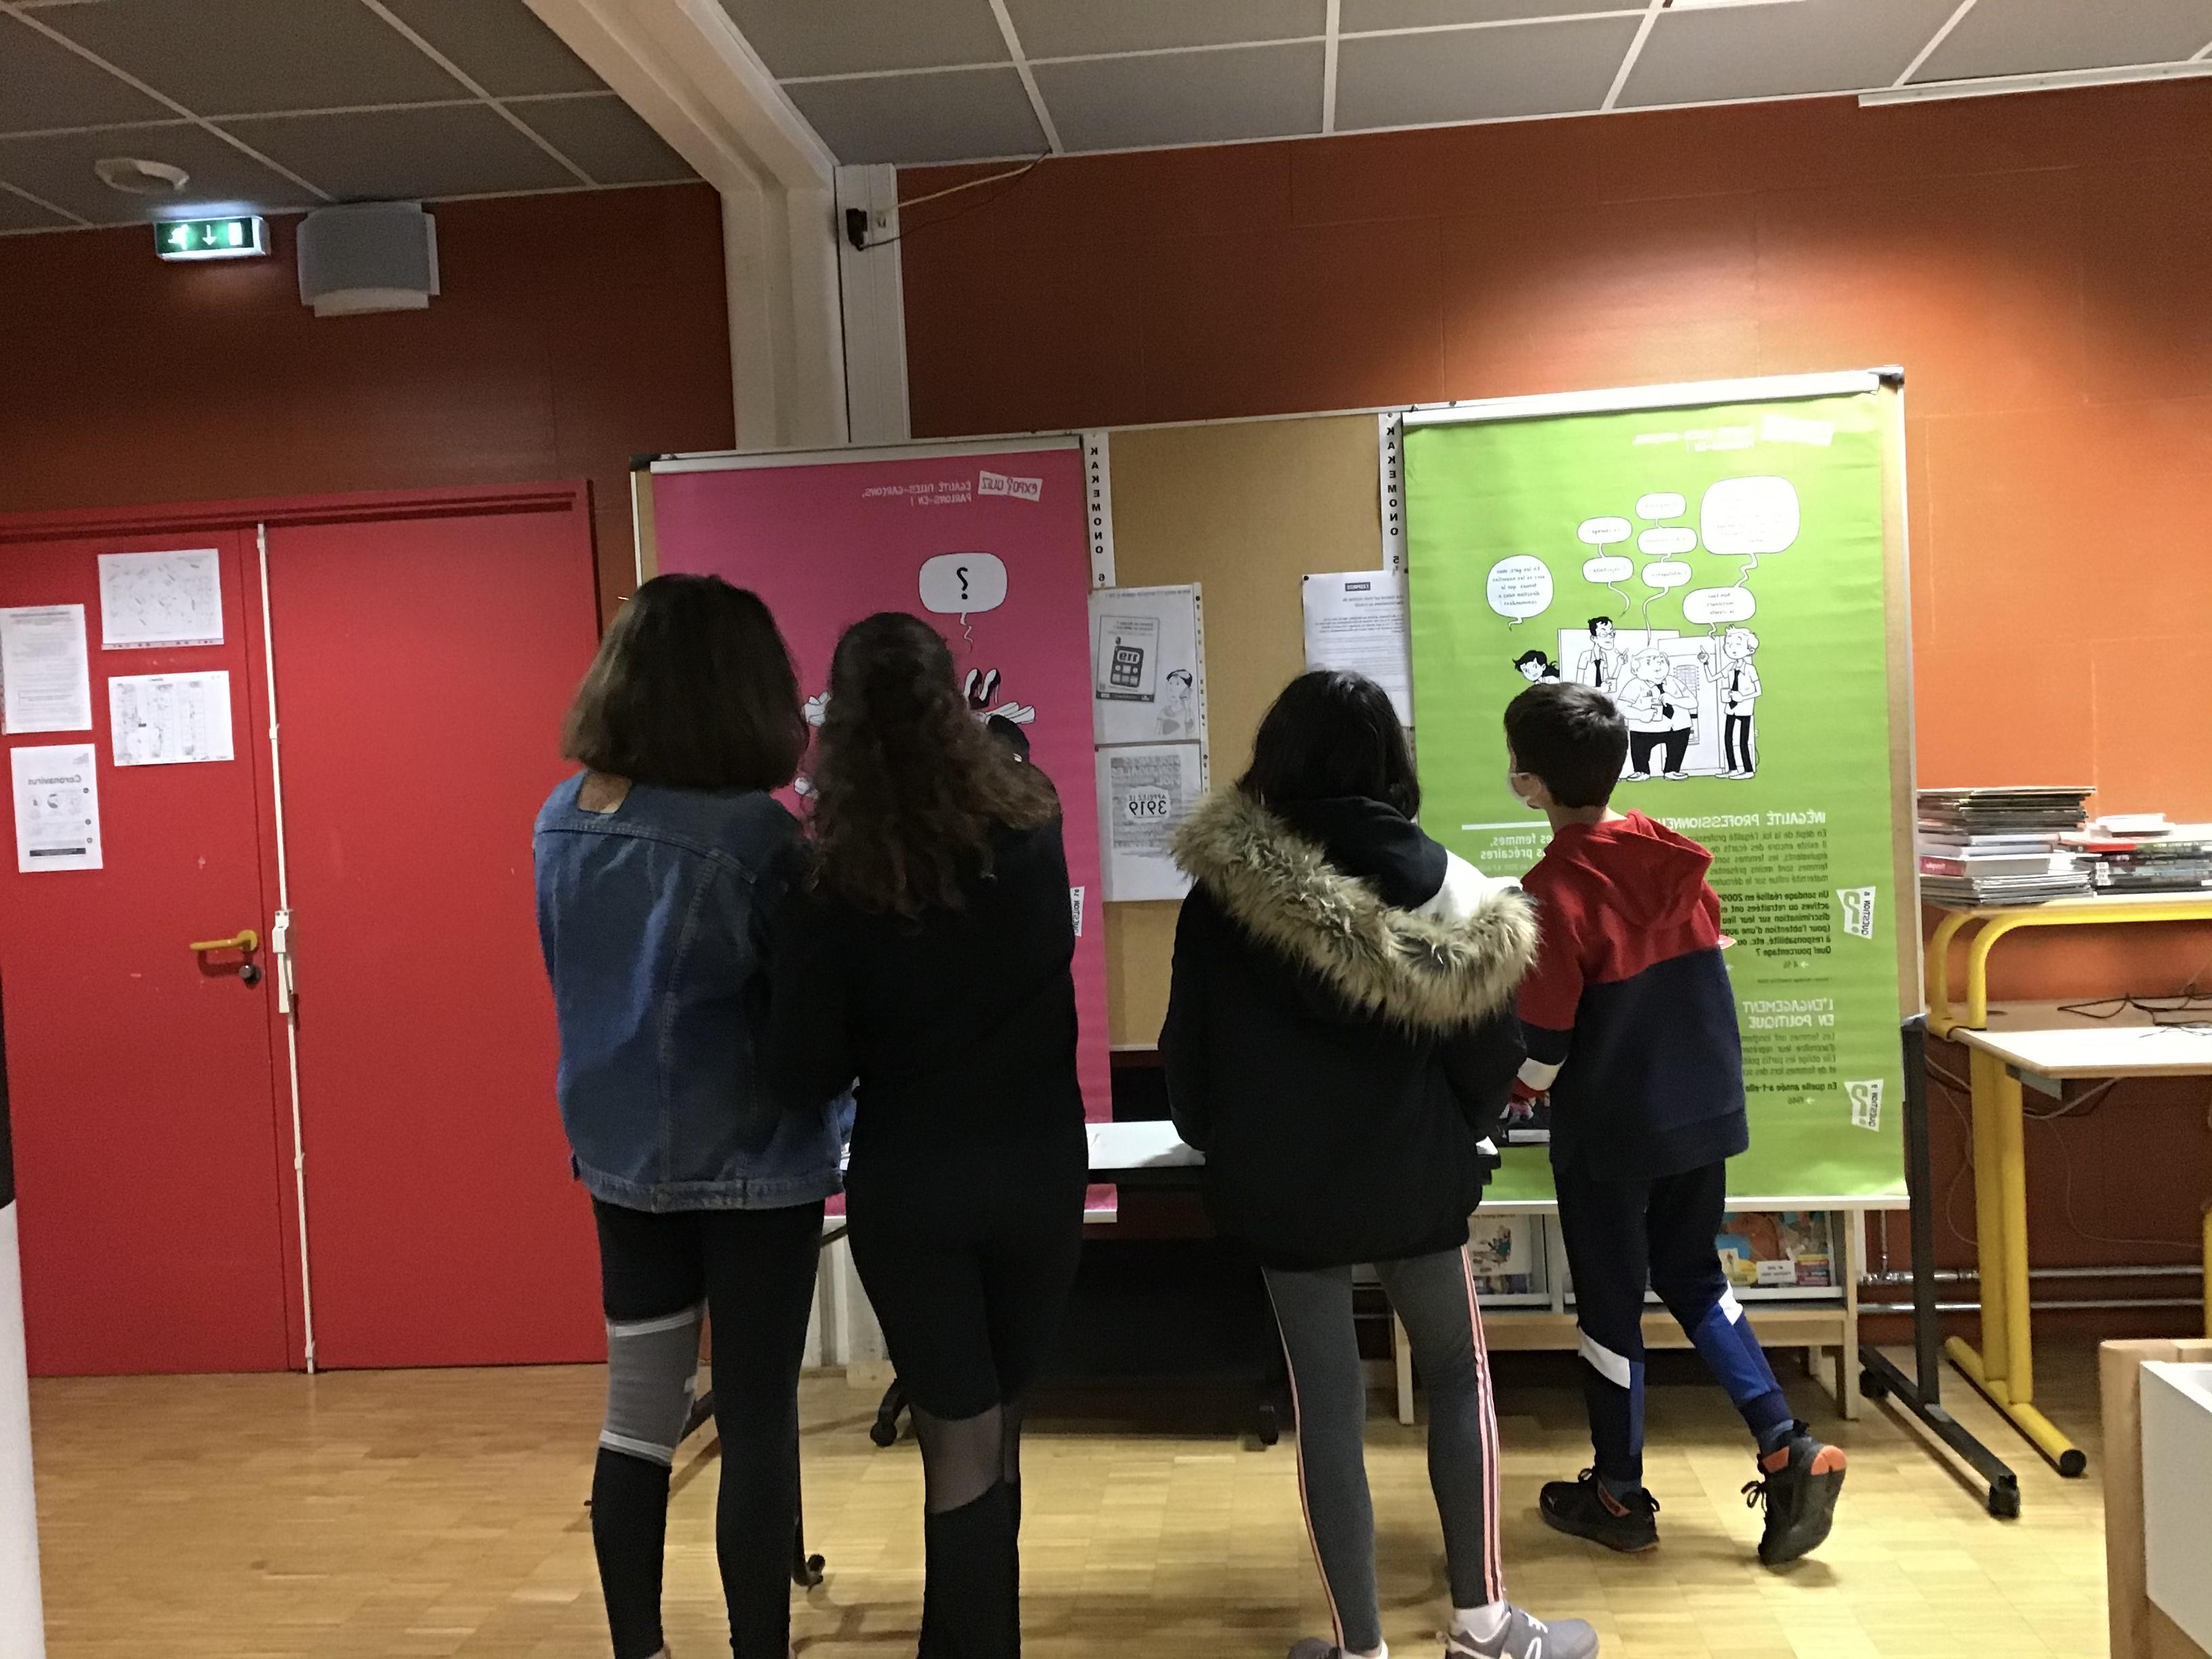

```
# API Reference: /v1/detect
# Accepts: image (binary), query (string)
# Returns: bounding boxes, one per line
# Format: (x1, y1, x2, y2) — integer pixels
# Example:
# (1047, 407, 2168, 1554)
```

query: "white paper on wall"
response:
(0, 605, 93, 734)
(108, 671, 235, 767)
(98, 548, 224, 649)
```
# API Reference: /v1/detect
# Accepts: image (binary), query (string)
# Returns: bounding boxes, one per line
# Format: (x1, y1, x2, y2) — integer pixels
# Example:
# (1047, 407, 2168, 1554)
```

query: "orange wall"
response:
(0, 183, 734, 620)
(899, 87, 2212, 1294)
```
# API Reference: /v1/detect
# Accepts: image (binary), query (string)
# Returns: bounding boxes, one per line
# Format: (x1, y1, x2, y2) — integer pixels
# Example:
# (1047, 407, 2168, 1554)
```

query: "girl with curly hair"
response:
(763, 611, 1087, 1659)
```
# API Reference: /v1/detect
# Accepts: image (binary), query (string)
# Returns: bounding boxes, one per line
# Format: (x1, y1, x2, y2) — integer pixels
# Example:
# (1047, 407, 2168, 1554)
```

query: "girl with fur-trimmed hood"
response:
(1163, 671, 1597, 1659)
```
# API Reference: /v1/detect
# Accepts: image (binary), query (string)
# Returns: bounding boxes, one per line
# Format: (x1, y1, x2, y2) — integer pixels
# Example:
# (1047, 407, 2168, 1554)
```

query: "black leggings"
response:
(847, 1136, 1086, 1659)
(590, 1197, 825, 1659)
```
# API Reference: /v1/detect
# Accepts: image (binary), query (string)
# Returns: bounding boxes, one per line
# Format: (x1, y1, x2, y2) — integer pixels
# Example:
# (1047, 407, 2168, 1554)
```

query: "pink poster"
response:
(651, 438, 1111, 1127)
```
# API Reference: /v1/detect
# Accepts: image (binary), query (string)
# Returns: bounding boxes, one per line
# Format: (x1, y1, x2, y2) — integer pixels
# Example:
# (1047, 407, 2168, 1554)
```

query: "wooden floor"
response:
(30, 1346, 2108, 1658)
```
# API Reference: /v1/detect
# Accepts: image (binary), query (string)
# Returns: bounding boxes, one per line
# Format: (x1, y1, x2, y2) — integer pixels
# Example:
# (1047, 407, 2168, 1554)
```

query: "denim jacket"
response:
(533, 773, 845, 1212)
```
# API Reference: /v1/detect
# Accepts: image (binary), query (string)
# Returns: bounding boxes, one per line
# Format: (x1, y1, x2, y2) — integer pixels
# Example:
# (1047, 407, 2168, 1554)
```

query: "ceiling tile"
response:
(1006, 0, 1325, 60)
(718, 0, 1008, 78)
(0, 121, 319, 224)
(1335, 14, 1640, 129)
(1034, 44, 1324, 152)
(1620, 0, 1961, 108)
(0, 184, 74, 232)
(1343, 0, 1637, 28)
(1914, 0, 2212, 81)
(784, 68, 1044, 165)
(512, 95, 695, 186)
(222, 105, 579, 201)
(376, 0, 606, 98)
(41, 0, 468, 117)
(0, 12, 172, 133)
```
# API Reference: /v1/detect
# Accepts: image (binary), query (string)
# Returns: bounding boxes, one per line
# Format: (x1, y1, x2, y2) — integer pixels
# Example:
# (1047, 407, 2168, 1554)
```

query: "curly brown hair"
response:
(808, 612, 1057, 917)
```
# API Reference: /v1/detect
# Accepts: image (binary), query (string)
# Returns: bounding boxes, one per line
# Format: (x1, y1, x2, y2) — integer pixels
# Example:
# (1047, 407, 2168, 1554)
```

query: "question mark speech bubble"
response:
(1577, 516, 1631, 547)
(918, 552, 1008, 615)
(1641, 560, 1694, 591)
(1486, 556, 1553, 624)
(1637, 492, 1686, 520)
(1582, 556, 1633, 583)
(1638, 526, 1698, 556)
(1684, 586, 1757, 626)
(1701, 476, 1800, 556)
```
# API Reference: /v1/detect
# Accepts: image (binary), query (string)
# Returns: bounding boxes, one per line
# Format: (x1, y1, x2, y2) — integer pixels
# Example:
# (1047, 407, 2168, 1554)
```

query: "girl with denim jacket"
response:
(533, 575, 843, 1659)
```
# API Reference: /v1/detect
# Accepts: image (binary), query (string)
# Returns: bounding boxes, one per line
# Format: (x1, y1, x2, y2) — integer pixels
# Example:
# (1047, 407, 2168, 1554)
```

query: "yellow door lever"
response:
(189, 930, 260, 955)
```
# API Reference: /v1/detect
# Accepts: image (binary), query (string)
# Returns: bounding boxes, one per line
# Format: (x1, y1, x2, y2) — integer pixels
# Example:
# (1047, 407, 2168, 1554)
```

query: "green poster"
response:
(1404, 392, 1905, 1204)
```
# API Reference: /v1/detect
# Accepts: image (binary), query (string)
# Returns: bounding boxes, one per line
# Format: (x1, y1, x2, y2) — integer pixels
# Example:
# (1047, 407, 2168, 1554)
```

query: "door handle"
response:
(190, 929, 264, 987)
(189, 929, 260, 955)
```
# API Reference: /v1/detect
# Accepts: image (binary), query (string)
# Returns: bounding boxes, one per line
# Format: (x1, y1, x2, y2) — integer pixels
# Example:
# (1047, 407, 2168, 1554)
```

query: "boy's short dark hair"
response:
(1504, 682, 1628, 810)
(1586, 615, 1614, 634)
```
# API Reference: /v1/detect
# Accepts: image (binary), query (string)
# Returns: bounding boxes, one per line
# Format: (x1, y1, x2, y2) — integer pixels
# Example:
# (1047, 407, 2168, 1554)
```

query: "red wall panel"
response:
(0, 184, 733, 622)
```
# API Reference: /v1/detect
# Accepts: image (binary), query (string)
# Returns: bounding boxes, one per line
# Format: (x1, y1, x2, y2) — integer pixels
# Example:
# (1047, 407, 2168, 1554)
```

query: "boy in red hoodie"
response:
(1501, 682, 1844, 1567)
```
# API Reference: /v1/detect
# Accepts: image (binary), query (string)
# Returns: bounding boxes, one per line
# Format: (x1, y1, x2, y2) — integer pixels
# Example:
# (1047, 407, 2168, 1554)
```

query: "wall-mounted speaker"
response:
(296, 202, 440, 318)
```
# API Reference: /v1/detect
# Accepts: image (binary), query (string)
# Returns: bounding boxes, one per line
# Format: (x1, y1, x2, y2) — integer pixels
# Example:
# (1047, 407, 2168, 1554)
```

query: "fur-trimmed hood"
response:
(1172, 790, 1538, 1035)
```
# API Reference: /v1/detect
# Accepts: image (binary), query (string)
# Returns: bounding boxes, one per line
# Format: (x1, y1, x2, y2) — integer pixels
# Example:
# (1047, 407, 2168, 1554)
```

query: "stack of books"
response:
(1917, 787, 2093, 906)
(2064, 818, 2212, 894)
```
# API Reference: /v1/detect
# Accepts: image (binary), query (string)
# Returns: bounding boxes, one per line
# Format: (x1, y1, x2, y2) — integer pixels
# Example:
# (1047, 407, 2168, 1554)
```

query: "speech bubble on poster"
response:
(1582, 556, 1633, 583)
(1486, 556, 1553, 623)
(1701, 476, 1799, 556)
(1642, 560, 1694, 590)
(918, 552, 1008, 615)
(1637, 492, 1687, 520)
(1577, 516, 1631, 547)
(1684, 586, 1757, 625)
(1638, 526, 1698, 556)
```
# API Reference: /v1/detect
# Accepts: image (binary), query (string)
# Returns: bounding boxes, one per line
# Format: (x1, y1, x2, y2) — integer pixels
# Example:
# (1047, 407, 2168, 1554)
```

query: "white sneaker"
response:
(1446, 1606, 1599, 1659)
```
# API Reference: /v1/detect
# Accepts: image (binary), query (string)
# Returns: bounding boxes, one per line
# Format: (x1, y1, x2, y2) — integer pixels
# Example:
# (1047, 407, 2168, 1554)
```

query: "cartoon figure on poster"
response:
(1497, 476, 1796, 783)
(795, 552, 1037, 798)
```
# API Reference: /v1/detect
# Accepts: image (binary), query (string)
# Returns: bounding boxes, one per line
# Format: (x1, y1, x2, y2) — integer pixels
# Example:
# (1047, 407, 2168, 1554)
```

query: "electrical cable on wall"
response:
(844, 154, 1050, 252)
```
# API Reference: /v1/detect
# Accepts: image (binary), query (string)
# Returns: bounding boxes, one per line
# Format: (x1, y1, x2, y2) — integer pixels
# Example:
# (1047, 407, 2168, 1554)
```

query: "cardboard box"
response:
(2103, 1338, 2212, 1659)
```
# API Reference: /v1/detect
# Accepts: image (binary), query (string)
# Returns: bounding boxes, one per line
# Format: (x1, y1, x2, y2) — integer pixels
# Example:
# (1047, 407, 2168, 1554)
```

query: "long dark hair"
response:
(1239, 670, 1419, 819)
(561, 574, 805, 791)
(808, 613, 1057, 917)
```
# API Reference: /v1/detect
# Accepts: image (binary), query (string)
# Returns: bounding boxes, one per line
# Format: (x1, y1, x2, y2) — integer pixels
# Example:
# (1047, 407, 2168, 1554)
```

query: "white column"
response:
(0, 1202, 46, 1659)
(525, 0, 851, 449)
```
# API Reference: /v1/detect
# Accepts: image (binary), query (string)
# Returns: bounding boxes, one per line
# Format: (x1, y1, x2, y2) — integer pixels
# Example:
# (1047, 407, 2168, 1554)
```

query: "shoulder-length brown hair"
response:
(561, 574, 806, 791)
(808, 612, 1057, 917)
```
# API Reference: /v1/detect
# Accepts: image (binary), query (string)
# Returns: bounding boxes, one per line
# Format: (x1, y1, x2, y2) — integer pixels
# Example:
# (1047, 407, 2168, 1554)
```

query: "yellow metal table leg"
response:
(1994, 1063, 2034, 1399)
(1952, 1048, 2011, 1401)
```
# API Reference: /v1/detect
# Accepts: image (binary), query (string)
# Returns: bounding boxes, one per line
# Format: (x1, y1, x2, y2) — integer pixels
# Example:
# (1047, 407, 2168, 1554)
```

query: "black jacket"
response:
(1160, 792, 1538, 1271)
(761, 819, 1087, 1171)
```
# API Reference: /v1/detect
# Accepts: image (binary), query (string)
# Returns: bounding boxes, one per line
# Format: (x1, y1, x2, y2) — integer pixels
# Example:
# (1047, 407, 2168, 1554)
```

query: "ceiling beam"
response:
(523, 0, 847, 450)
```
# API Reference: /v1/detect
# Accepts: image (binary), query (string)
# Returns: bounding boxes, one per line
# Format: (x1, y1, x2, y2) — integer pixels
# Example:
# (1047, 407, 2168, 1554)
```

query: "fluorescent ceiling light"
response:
(1861, 59, 2212, 105)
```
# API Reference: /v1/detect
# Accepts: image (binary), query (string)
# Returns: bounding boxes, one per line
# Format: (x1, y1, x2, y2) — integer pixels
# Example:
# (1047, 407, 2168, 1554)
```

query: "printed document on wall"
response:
(12, 744, 102, 872)
(1303, 570, 1412, 724)
(1090, 585, 1206, 747)
(0, 604, 94, 734)
(98, 548, 224, 649)
(1098, 743, 1204, 902)
(109, 670, 234, 766)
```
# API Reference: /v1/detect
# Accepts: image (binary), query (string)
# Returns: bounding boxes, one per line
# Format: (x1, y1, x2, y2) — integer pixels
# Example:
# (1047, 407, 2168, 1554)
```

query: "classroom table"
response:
(1942, 999, 2212, 1476)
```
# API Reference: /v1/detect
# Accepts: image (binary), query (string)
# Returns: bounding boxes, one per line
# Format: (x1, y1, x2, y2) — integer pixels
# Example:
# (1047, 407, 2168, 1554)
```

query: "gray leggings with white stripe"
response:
(1265, 1245, 1506, 1654)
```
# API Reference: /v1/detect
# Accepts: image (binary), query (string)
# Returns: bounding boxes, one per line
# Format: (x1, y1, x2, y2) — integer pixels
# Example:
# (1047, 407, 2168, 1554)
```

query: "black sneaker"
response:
(1743, 1425, 1847, 1566)
(1539, 1469, 1658, 1553)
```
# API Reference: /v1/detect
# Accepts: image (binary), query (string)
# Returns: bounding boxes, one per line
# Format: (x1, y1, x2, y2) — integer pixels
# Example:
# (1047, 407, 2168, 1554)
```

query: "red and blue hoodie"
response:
(1512, 812, 1749, 1182)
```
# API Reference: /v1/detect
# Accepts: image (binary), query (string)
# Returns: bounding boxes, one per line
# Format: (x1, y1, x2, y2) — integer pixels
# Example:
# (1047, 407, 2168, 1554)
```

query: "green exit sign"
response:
(154, 216, 267, 261)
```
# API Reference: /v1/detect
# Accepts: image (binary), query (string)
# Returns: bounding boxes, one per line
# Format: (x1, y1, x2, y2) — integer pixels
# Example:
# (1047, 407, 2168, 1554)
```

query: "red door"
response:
(0, 529, 293, 1374)
(266, 498, 604, 1368)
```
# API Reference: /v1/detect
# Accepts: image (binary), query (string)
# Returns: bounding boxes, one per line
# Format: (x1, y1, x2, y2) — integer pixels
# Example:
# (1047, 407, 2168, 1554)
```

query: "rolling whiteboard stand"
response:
(1858, 1019, 2021, 1517)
